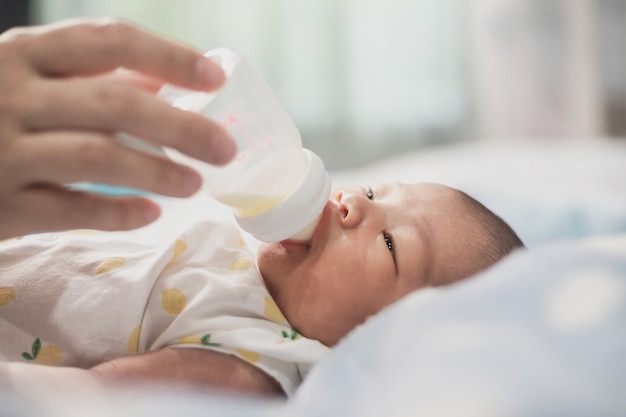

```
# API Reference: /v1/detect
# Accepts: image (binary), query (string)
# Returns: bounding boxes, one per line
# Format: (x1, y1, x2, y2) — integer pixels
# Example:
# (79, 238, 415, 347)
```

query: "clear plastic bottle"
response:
(158, 48, 331, 242)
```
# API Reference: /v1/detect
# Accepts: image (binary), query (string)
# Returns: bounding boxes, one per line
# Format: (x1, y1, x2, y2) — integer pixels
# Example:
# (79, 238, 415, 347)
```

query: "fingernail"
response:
(181, 167, 203, 195)
(208, 133, 237, 165)
(142, 201, 161, 223)
(196, 57, 226, 89)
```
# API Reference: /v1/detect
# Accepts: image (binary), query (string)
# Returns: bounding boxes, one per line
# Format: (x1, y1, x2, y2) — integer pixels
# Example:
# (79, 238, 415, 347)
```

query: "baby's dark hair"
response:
(416, 184, 524, 288)
(455, 190, 524, 272)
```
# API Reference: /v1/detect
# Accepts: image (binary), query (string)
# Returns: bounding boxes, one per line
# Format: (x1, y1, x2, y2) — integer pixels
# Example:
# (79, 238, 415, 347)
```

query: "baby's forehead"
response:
(397, 183, 475, 239)
(398, 182, 463, 205)
(398, 184, 488, 284)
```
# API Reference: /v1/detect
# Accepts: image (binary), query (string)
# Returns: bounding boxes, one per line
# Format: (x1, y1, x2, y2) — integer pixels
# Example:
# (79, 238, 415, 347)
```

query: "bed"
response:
(4, 138, 626, 416)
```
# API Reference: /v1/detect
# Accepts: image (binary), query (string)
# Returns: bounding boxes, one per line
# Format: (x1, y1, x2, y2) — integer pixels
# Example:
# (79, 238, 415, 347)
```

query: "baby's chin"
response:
(255, 242, 284, 274)
(256, 240, 309, 282)
(258, 240, 297, 259)
(256, 241, 281, 258)
(257, 239, 309, 257)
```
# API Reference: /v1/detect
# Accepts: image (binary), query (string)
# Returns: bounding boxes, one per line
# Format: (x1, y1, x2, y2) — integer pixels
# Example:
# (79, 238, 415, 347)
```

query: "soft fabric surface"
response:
(330, 139, 626, 246)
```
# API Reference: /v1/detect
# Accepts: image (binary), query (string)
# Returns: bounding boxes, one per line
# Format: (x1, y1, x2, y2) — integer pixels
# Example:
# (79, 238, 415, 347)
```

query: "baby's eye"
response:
(383, 233, 394, 254)
(366, 188, 374, 200)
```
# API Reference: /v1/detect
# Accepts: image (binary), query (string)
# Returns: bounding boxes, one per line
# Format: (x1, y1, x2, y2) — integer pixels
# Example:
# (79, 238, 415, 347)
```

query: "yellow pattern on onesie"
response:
(0, 287, 16, 306)
(0, 210, 329, 395)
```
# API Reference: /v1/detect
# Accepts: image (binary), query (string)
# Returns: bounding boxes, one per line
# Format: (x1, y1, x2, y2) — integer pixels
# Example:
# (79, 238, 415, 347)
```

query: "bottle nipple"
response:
(286, 211, 324, 242)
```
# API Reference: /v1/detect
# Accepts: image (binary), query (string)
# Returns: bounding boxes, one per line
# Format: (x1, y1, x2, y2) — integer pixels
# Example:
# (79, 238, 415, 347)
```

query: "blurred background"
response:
(2, 0, 625, 169)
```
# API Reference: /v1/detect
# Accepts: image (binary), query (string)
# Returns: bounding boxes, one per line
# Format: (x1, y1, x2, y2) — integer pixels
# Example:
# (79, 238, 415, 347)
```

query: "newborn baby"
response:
(0, 182, 523, 397)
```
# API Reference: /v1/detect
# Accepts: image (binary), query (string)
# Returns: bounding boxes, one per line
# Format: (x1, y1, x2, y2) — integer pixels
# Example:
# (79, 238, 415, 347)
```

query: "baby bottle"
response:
(158, 48, 331, 242)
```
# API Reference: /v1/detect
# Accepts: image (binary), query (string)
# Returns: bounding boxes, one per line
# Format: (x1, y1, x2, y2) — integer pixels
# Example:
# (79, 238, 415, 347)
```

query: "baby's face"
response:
(257, 182, 477, 346)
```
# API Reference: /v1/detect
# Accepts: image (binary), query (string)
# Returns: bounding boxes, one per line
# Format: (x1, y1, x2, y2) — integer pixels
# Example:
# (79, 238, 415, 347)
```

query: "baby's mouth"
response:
(278, 239, 310, 253)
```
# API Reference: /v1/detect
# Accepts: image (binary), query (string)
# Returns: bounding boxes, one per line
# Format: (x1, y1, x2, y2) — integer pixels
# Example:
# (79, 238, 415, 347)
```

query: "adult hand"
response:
(0, 18, 236, 239)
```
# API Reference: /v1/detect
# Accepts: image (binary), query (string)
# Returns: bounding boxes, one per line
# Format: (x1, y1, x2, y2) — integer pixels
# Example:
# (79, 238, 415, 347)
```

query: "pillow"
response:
(290, 234, 626, 416)
(330, 139, 626, 246)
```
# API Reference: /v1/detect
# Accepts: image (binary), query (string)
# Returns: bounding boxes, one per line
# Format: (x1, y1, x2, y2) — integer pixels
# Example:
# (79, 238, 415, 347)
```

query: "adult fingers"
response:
(21, 77, 236, 165)
(12, 18, 224, 91)
(1, 185, 161, 239)
(8, 132, 203, 198)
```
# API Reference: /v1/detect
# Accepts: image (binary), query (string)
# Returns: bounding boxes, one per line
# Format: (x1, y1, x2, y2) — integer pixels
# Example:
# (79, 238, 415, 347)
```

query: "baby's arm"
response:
(91, 347, 284, 396)
(1, 348, 283, 400)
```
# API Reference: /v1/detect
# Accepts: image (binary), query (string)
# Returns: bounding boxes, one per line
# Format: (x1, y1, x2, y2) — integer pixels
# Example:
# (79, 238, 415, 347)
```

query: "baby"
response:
(0, 182, 523, 398)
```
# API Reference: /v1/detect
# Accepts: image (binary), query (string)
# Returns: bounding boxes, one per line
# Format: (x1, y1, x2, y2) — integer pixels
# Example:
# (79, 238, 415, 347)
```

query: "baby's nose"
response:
(335, 190, 364, 229)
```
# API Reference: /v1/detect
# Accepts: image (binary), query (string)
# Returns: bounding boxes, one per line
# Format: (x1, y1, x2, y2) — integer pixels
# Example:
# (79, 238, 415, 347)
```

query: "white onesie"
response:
(0, 197, 329, 396)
